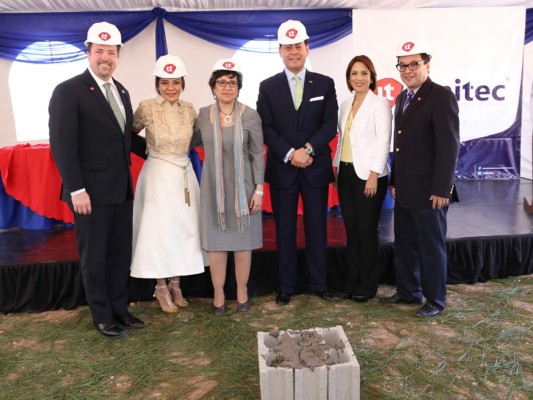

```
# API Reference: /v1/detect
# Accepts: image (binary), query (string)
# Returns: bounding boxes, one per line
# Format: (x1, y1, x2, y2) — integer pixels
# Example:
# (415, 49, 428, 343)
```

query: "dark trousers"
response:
(337, 163, 388, 297)
(269, 171, 329, 293)
(74, 200, 133, 323)
(393, 203, 448, 309)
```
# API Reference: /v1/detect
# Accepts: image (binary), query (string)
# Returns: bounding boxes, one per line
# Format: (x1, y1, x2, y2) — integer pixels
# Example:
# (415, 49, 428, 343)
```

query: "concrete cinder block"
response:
(257, 325, 360, 400)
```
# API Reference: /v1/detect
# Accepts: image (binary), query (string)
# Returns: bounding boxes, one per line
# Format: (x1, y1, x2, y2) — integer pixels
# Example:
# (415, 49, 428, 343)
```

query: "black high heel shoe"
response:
(237, 298, 252, 312)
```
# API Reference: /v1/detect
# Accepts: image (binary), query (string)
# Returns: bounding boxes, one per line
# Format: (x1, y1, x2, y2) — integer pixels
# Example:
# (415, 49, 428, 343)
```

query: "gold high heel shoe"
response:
(153, 285, 178, 313)
(168, 279, 189, 307)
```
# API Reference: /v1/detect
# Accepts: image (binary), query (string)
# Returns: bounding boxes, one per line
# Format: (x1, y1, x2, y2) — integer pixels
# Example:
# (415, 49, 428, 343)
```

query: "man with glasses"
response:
(257, 20, 339, 305)
(380, 37, 460, 317)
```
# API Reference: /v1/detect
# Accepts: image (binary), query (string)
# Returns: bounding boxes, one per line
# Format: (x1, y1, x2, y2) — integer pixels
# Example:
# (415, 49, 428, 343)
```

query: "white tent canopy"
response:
(1, 0, 532, 13)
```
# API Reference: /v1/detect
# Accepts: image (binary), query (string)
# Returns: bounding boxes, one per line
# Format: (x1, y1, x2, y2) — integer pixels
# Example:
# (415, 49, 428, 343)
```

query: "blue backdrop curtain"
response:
(165, 8, 352, 53)
(0, 8, 352, 63)
(0, 11, 156, 62)
(527, 8, 533, 43)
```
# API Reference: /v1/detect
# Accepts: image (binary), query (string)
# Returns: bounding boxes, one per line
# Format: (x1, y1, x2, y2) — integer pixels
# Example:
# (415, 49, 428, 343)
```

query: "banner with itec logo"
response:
(353, 7, 525, 178)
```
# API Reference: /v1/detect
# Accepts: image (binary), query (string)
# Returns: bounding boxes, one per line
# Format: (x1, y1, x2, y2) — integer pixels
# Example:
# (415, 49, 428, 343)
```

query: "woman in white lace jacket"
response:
(130, 55, 206, 313)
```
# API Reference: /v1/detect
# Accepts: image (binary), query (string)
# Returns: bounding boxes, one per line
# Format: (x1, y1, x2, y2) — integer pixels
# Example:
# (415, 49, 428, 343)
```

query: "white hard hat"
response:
(84, 22, 123, 47)
(396, 37, 431, 57)
(211, 58, 242, 76)
(277, 20, 309, 45)
(154, 55, 187, 78)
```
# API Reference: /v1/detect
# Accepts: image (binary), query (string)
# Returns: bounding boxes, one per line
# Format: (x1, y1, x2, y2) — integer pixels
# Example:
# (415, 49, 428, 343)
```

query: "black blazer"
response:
(390, 78, 460, 209)
(257, 70, 338, 188)
(49, 69, 137, 206)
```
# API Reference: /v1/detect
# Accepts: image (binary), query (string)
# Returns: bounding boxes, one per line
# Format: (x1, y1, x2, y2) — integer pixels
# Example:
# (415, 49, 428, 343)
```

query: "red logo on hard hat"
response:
(222, 61, 235, 70)
(375, 78, 404, 107)
(98, 32, 111, 42)
(401, 42, 415, 52)
(164, 64, 176, 74)
(286, 29, 298, 39)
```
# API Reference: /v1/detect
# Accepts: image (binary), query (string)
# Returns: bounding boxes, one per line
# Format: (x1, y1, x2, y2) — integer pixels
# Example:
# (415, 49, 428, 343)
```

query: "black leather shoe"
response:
(380, 293, 422, 305)
(114, 312, 145, 329)
(416, 303, 443, 318)
(310, 289, 341, 302)
(275, 291, 291, 305)
(351, 294, 371, 303)
(93, 322, 125, 339)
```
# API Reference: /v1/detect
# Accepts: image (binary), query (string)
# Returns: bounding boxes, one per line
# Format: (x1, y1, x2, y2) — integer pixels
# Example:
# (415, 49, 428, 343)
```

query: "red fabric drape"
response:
(0, 138, 340, 224)
(0, 144, 144, 224)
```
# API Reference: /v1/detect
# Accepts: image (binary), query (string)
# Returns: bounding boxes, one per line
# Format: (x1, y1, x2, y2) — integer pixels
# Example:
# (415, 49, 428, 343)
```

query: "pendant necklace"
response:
(219, 103, 235, 124)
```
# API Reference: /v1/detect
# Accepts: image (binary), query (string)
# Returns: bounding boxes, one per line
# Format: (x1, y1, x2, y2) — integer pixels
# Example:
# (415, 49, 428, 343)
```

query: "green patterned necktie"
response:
(294, 75, 303, 110)
(103, 82, 125, 132)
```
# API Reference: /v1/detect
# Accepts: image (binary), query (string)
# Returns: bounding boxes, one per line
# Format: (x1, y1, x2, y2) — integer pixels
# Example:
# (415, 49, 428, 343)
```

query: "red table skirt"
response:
(0, 141, 340, 225)
(0, 144, 145, 224)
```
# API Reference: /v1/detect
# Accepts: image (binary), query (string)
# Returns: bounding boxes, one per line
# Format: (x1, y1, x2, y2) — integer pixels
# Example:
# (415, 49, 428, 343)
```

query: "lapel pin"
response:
(89, 86, 94, 91)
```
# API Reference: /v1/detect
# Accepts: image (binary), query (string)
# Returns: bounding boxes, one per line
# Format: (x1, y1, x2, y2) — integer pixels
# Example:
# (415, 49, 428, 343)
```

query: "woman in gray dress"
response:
(192, 59, 264, 315)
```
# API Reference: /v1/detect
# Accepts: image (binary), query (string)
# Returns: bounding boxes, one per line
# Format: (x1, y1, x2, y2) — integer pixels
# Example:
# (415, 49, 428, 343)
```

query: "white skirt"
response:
(130, 152, 207, 279)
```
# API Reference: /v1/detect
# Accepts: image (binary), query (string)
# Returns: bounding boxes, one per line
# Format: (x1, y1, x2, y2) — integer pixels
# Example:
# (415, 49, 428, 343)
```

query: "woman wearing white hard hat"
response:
(192, 59, 264, 315)
(130, 54, 206, 313)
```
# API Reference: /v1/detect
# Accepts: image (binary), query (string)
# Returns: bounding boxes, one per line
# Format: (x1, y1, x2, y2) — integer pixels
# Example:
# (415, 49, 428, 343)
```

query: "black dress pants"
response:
(74, 200, 133, 323)
(337, 163, 387, 297)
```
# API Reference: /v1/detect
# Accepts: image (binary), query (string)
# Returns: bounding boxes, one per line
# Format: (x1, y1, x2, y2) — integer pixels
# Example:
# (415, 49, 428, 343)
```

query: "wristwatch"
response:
(304, 145, 315, 157)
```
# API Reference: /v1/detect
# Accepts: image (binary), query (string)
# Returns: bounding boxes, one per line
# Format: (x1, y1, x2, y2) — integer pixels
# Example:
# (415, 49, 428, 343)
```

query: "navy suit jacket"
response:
(390, 78, 460, 209)
(257, 70, 338, 188)
(49, 69, 137, 206)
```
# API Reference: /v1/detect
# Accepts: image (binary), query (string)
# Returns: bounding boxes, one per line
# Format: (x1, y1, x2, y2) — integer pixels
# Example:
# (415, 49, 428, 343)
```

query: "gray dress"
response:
(193, 104, 264, 251)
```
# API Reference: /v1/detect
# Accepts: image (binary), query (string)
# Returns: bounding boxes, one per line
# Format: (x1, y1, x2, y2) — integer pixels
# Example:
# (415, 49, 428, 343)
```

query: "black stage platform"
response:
(1, 179, 532, 313)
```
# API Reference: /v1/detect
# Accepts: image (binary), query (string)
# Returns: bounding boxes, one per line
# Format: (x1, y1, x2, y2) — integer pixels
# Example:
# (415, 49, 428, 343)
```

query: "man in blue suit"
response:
(49, 22, 145, 337)
(381, 37, 460, 317)
(257, 20, 339, 305)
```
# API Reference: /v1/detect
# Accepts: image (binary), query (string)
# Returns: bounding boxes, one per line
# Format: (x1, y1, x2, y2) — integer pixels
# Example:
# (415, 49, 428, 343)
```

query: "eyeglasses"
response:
(396, 60, 427, 72)
(216, 79, 238, 88)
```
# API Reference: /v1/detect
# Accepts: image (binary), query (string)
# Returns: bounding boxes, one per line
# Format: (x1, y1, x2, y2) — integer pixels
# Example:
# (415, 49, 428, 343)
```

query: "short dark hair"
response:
(345, 55, 377, 92)
(87, 43, 121, 54)
(155, 76, 186, 95)
(420, 53, 432, 62)
(208, 70, 243, 91)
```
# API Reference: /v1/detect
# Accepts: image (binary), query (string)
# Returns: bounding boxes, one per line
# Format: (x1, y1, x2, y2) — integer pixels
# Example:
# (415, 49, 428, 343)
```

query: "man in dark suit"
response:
(381, 37, 460, 317)
(49, 22, 144, 338)
(257, 20, 339, 305)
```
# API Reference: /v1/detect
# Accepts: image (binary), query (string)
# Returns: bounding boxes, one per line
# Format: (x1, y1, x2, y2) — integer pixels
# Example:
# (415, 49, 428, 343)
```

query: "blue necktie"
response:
(402, 91, 414, 113)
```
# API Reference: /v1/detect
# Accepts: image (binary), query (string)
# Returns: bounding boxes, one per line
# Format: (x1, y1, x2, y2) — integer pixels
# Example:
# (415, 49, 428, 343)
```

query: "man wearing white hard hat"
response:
(130, 54, 206, 314)
(257, 20, 339, 305)
(49, 21, 145, 338)
(380, 37, 460, 318)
